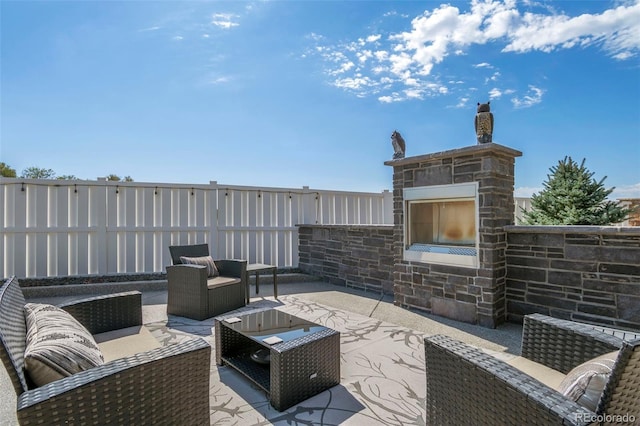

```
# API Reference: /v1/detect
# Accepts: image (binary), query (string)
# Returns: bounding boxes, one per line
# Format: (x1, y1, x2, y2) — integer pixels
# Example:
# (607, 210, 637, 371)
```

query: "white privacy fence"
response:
(514, 197, 533, 225)
(1, 178, 393, 278)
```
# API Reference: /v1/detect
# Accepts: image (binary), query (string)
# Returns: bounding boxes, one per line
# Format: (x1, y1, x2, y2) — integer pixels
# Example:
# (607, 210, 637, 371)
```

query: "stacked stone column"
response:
(385, 143, 522, 327)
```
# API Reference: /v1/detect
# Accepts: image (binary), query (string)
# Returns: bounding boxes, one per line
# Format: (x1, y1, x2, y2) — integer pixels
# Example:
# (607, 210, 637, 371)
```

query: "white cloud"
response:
(503, 2, 640, 59)
(488, 88, 502, 99)
(514, 186, 543, 197)
(379, 93, 404, 103)
(366, 34, 382, 43)
(333, 76, 374, 90)
(511, 85, 544, 108)
(307, 33, 325, 42)
(357, 50, 373, 63)
(307, 0, 639, 102)
(173, 35, 184, 41)
(212, 13, 239, 29)
(611, 182, 640, 199)
(208, 76, 230, 85)
(454, 97, 470, 108)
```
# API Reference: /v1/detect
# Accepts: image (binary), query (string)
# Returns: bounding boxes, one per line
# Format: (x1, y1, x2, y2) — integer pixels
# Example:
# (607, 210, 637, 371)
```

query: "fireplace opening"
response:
(403, 183, 478, 267)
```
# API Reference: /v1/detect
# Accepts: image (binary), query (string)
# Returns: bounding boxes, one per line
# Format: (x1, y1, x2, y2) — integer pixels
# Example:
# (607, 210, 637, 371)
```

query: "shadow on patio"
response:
(1, 277, 523, 425)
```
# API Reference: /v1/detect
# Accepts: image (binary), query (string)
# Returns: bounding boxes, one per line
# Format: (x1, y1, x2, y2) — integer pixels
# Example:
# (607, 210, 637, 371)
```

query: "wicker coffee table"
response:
(215, 308, 340, 411)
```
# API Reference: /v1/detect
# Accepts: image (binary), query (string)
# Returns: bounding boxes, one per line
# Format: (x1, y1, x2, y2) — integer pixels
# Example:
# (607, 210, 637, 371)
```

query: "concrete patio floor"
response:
(0, 277, 524, 425)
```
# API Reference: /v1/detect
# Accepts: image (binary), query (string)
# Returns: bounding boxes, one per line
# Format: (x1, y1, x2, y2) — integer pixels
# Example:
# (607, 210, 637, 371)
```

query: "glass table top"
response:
(221, 309, 328, 345)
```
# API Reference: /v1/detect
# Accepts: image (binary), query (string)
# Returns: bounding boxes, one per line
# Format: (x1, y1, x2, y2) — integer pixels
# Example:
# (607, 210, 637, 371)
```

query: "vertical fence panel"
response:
(514, 197, 532, 225)
(93, 182, 108, 275)
(51, 186, 63, 276)
(125, 186, 136, 273)
(77, 184, 91, 275)
(105, 184, 118, 274)
(1, 178, 395, 277)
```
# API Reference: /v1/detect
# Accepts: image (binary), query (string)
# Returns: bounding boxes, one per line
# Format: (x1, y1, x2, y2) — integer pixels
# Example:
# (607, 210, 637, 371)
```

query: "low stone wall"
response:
(298, 224, 640, 329)
(505, 226, 640, 329)
(297, 225, 394, 294)
(15, 272, 167, 287)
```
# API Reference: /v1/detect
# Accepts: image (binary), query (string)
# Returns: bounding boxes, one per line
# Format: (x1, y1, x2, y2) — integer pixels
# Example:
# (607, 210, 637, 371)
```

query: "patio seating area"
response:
(1, 276, 524, 425)
(5, 274, 640, 426)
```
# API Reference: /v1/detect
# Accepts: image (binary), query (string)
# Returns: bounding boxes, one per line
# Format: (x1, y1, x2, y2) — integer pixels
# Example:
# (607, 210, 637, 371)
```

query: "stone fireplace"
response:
(385, 143, 522, 328)
(403, 182, 478, 268)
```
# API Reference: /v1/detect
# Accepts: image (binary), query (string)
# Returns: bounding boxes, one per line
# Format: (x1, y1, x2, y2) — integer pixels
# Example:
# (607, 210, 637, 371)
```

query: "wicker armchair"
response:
(166, 244, 247, 320)
(425, 314, 640, 426)
(0, 276, 211, 425)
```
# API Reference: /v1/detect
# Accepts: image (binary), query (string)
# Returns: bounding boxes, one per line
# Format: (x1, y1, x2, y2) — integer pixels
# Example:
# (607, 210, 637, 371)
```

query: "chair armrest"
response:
(214, 259, 247, 280)
(17, 338, 211, 425)
(522, 314, 623, 374)
(166, 263, 207, 280)
(424, 334, 596, 426)
(58, 291, 143, 334)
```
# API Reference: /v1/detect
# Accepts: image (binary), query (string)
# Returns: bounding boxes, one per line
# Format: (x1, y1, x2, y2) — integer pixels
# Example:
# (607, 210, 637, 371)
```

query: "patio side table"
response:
(246, 263, 277, 302)
(215, 308, 341, 411)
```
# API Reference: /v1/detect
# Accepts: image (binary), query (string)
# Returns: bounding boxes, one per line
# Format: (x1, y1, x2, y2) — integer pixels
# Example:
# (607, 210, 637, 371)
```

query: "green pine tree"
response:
(523, 157, 630, 225)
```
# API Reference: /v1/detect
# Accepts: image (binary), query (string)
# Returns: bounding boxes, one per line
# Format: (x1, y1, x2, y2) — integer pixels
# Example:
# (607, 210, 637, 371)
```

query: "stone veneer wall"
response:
(505, 226, 640, 329)
(385, 143, 522, 328)
(297, 224, 394, 294)
(296, 224, 640, 329)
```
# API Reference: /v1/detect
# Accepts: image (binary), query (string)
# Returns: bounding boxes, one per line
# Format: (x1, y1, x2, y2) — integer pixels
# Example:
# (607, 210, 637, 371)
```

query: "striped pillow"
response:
(180, 255, 220, 277)
(23, 303, 104, 387)
(557, 351, 618, 412)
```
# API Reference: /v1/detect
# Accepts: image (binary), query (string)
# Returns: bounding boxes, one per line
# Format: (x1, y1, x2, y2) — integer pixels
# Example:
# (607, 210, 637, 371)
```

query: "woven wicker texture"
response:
(271, 328, 340, 411)
(0, 277, 29, 394)
(167, 244, 247, 320)
(215, 309, 340, 412)
(598, 338, 640, 423)
(522, 313, 621, 374)
(424, 313, 639, 426)
(1, 276, 211, 425)
(168, 243, 210, 265)
(58, 291, 143, 334)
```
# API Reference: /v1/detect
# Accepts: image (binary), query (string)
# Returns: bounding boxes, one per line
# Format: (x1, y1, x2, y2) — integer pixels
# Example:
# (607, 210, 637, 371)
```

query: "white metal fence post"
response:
(95, 178, 108, 275)
(209, 181, 219, 259)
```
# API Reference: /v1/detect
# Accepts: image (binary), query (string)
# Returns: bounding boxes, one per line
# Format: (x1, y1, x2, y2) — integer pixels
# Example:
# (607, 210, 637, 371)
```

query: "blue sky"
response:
(2, 0, 639, 198)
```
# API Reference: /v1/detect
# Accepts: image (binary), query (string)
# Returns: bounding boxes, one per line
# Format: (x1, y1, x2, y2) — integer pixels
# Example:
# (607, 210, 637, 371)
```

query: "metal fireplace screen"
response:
(407, 200, 476, 250)
(403, 183, 478, 266)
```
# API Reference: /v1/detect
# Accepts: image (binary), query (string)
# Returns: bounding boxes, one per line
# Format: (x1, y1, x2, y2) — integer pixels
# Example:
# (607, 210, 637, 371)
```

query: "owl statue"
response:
(475, 102, 494, 144)
(391, 130, 406, 159)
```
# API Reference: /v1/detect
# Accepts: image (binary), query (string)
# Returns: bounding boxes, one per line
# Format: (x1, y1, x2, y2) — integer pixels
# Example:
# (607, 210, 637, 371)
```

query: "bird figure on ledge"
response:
(475, 102, 494, 144)
(391, 130, 406, 159)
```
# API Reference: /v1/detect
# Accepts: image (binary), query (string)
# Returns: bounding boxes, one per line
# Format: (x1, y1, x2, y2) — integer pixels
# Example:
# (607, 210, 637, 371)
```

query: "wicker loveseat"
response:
(0, 276, 211, 425)
(166, 244, 247, 320)
(424, 313, 640, 426)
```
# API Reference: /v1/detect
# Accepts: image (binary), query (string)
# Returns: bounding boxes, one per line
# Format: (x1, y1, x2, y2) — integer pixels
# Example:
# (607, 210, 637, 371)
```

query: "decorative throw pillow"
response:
(180, 255, 219, 277)
(23, 303, 105, 387)
(557, 351, 619, 412)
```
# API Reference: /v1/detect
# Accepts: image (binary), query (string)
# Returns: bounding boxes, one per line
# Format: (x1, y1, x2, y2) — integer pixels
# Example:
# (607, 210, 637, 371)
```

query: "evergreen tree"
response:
(523, 157, 630, 225)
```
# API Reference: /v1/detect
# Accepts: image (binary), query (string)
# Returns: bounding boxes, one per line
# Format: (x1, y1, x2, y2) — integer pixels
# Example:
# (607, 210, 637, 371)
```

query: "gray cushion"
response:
(94, 326, 161, 363)
(557, 351, 619, 412)
(207, 276, 241, 289)
(23, 303, 104, 387)
(180, 255, 220, 278)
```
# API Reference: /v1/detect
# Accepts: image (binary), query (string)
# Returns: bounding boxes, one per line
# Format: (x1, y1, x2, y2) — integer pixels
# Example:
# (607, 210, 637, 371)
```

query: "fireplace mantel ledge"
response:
(384, 143, 522, 167)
